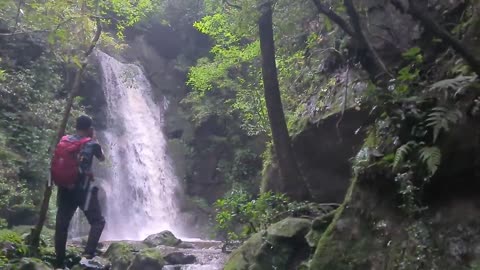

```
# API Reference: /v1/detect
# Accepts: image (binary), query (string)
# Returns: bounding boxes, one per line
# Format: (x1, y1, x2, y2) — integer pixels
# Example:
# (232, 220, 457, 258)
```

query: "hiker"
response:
(51, 115, 106, 268)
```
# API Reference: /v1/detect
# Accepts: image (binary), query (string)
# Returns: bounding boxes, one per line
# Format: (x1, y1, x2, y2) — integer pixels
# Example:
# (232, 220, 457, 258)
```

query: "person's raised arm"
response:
(91, 130, 105, 162)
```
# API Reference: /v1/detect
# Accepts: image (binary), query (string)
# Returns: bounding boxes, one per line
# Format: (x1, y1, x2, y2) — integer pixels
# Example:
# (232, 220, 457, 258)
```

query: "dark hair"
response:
(76, 115, 93, 131)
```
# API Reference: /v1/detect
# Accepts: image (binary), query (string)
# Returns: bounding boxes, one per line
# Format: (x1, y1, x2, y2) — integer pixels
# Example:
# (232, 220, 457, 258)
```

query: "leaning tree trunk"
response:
(28, 19, 102, 252)
(258, 1, 310, 200)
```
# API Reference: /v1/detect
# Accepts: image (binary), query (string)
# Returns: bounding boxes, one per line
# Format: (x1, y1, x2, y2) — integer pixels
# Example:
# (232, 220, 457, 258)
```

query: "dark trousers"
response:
(55, 183, 105, 266)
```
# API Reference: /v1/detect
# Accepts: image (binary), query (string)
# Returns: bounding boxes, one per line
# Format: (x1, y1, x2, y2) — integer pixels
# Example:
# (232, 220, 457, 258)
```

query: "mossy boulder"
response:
(6, 258, 51, 270)
(224, 232, 264, 270)
(143, 231, 181, 247)
(105, 242, 145, 270)
(127, 248, 165, 270)
(225, 218, 313, 270)
(266, 217, 311, 242)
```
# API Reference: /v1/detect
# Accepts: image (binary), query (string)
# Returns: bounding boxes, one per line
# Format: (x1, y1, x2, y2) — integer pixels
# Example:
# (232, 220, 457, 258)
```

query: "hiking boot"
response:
(82, 253, 95, 260)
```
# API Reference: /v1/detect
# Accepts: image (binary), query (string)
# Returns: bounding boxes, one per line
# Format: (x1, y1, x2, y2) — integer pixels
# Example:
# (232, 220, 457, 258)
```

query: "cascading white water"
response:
(94, 50, 182, 241)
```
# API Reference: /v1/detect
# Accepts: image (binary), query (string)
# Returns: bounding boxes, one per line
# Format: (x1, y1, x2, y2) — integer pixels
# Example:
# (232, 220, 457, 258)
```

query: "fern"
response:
(425, 107, 462, 142)
(429, 75, 477, 92)
(419, 146, 441, 176)
(393, 141, 416, 170)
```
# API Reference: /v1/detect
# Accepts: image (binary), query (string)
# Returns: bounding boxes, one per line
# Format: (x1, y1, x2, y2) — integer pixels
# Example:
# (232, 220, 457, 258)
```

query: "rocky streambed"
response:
(2, 230, 227, 270)
(73, 231, 227, 270)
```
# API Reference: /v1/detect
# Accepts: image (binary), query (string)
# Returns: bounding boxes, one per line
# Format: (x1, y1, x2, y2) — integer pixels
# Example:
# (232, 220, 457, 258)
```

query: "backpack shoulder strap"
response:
(79, 137, 92, 144)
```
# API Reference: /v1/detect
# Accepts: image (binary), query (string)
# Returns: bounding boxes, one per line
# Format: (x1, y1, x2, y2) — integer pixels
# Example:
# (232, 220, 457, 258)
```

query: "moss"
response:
(128, 248, 165, 270)
(105, 242, 138, 270)
(143, 231, 181, 247)
(224, 232, 264, 270)
(309, 176, 359, 269)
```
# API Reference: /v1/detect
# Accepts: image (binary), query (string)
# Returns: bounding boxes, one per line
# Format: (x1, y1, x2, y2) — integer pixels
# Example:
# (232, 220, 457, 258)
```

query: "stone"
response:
(164, 252, 196, 265)
(266, 217, 311, 241)
(104, 242, 140, 270)
(225, 218, 313, 270)
(127, 248, 165, 270)
(6, 258, 51, 270)
(224, 232, 264, 270)
(143, 231, 181, 247)
(71, 256, 111, 270)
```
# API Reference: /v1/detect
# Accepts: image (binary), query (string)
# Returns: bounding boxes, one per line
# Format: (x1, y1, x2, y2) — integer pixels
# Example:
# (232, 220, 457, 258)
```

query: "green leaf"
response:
(393, 141, 416, 170)
(425, 107, 462, 143)
(419, 146, 441, 176)
(402, 47, 421, 60)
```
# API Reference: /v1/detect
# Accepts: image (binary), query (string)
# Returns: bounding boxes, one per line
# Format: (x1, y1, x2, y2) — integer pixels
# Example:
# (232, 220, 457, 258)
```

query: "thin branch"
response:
(223, 0, 242, 10)
(311, 0, 355, 37)
(392, 0, 480, 77)
(344, 0, 391, 78)
(84, 18, 102, 58)
(12, 0, 24, 34)
(0, 30, 49, 36)
(336, 63, 350, 143)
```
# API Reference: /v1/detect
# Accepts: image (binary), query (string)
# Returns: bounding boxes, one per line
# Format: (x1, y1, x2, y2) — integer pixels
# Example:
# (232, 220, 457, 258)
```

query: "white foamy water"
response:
(95, 50, 182, 240)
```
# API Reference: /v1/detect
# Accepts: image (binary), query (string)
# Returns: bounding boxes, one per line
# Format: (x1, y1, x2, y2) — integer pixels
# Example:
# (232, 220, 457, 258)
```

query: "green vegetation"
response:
(1, 0, 480, 268)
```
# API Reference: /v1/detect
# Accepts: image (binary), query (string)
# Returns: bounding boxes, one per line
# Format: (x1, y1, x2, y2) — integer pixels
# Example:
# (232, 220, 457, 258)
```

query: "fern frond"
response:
(429, 75, 477, 92)
(419, 146, 441, 176)
(393, 141, 416, 170)
(425, 107, 462, 142)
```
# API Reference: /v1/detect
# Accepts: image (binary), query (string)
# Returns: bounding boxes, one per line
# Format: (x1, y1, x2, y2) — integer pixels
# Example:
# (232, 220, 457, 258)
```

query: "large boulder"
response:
(266, 218, 312, 241)
(104, 242, 146, 270)
(224, 218, 313, 270)
(127, 248, 165, 270)
(224, 232, 264, 270)
(143, 231, 181, 247)
(6, 258, 51, 270)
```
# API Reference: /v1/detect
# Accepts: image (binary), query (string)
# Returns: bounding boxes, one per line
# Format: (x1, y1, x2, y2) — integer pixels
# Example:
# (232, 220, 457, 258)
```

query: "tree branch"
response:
(29, 17, 103, 252)
(84, 18, 102, 57)
(392, 0, 480, 76)
(12, 0, 24, 34)
(223, 0, 242, 10)
(0, 30, 49, 37)
(344, 0, 391, 78)
(311, 0, 355, 37)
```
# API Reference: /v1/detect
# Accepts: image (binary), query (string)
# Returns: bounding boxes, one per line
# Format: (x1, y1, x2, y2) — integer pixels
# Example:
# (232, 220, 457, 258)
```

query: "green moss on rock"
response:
(143, 230, 181, 247)
(224, 232, 264, 270)
(127, 248, 164, 270)
(6, 258, 51, 270)
(105, 242, 140, 270)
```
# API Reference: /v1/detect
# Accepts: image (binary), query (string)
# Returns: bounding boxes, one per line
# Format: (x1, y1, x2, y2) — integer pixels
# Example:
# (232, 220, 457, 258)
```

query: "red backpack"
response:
(50, 135, 91, 188)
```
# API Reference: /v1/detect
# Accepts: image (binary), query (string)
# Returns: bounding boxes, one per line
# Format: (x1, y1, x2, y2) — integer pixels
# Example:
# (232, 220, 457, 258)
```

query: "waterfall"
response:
(88, 50, 183, 241)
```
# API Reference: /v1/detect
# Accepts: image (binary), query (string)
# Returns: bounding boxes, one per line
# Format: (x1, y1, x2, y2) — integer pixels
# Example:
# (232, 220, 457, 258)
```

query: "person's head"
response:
(76, 115, 93, 137)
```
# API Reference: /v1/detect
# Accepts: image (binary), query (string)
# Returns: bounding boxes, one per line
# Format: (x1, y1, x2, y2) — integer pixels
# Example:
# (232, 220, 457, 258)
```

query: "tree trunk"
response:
(258, 1, 310, 200)
(29, 19, 102, 252)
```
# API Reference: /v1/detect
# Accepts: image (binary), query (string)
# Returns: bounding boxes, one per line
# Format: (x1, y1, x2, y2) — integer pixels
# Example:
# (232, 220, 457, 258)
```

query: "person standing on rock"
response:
(50, 115, 106, 268)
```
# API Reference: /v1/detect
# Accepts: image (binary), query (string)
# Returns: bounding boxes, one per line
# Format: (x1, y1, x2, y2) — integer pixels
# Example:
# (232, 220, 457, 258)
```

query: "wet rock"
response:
(6, 258, 51, 270)
(164, 252, 196, 265)
(71, 256, 111, 270)
(104, 242, 139, 270)
(143, 231, 181, 247)
(127, 248, 165, 270)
